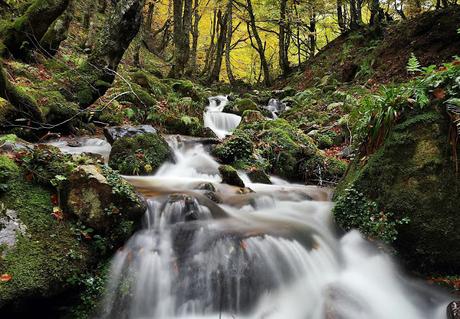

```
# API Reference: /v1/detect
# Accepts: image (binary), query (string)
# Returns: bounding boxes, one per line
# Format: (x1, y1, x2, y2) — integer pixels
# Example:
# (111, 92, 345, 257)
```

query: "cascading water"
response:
(203, 96, 242, 139)
(99, 130, 450, 319)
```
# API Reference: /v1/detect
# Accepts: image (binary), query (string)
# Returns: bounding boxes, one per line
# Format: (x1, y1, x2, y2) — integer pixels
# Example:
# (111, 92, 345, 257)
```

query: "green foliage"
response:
(334, 187, 409, 243)
(407, 53, 422, 74)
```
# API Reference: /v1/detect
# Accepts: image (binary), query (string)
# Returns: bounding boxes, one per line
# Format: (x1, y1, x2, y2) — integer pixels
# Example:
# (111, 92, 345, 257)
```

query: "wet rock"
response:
(202, 190, 222, 203)
(272, 86, 296, 99)
(241, 110, 265, 124)
(64, 165, 146, 231)
(162, 194, 211, 223)
(334, 111, 460, 273)
(108, 132, 172, 175)
(103, 124, 157, 144)
(0, 208, 28, 256)
(224, 98, 258, 116)
(247, 168, 271, 184)
(447, 301, 460, 319)
(219, 165, 245, 188)
(196, 182, 217, 192)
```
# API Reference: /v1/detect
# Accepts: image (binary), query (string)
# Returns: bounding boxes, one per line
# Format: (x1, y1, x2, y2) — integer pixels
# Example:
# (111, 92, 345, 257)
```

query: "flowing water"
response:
(203, 96, 241, 139)
(49, 97, 450, 319)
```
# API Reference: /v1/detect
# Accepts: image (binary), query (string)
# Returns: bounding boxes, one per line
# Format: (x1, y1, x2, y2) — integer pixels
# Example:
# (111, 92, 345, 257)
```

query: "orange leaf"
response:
(51, 194, 59, 206)
(433, 88, 446, 100)
(0, 274, 12, 282)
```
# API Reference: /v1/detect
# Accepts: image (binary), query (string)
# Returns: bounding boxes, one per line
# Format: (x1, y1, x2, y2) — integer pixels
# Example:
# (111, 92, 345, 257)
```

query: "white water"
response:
(203, 96, 241, 139)
(100, 128, 450, 319)
(47, 137, 111, 162)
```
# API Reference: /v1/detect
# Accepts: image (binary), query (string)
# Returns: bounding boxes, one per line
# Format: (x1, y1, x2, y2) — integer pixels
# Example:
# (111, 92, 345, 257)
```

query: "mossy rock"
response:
(219, 165, 245, 187)
(164, 115, 205, 136)
(108, 133, 172, 175)
(64, 165, 146, 231)
(171, 80, 206, 103)
(213, 132, 253, 165)
(224, 98, 258, 116)
(241, 110, 265, 124)
(0, 147, 146, 313)
(300, 154, 347, 185)
(334, 110, 460, 274)
(247, 168, 271, 184)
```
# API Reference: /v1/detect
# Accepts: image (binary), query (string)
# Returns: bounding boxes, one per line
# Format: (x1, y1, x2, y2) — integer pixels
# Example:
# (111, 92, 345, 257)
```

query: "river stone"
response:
(247, 168, 271, 184)
(447, 301, 460, 319)
(219, 165, 245, 188)
(0, 209, 28, 256)
(103, 124, 157, 144)
(64, 165, 146, 231)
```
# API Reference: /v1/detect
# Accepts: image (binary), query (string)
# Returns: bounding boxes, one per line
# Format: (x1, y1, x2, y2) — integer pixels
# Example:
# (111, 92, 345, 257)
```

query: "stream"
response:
(50, 96, 450, 319)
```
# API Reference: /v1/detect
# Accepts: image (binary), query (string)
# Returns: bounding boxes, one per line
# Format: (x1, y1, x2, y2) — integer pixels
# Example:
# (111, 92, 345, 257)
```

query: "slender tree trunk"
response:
(187, 0, 201, 76)
(40, 1, 74, 56)
(1, 0, 70, 60)
(72, 0, 145, 107)
(279, 0, 289, 76)
(349, 0, 359, 29)
(209, 8, 228, 82)
(370, 0, 380, 25)
(201, 10, 217, 77)
(134, 2, 156, 68)
(225, 0, 236, 84)
(308, 12, 316, 58)
(246, 0, 271, 86)
(337, 0, 346, 32)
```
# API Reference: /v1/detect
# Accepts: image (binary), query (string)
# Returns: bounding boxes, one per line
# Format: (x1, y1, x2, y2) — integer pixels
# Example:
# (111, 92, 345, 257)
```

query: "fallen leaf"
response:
(0, 274, 12, 282)
(433, 88, 446, 100)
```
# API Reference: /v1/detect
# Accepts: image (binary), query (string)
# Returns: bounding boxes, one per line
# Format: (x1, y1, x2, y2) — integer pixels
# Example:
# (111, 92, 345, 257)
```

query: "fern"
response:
(407, 53, 421, 74)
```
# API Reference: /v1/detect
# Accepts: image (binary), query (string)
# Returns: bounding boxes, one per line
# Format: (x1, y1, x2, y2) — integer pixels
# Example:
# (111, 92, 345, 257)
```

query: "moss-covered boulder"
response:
(171, 80, 207, 103)
(334, 110, 460, 274)
(301, 154, 347, 185)
(214, 118, 322, 181)
(224, 98, 258, 115)
(219, 165, 245, 187)
(0, 145, 146, 314)
(108, 132, 172, 175)
(64, 165, 146, 231)
(0, 97, 15, 124)
(247, 167, 271, 184)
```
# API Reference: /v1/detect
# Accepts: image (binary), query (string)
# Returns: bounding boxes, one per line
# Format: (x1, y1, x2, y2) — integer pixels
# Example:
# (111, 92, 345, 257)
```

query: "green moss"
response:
(213, 132, 254, 165)
(219, 165, 245, 187)
(108, 133, 171, 175)
(224, 98, 258, 115)
(0, 168, 91, 306)
(301, 154, 347, 184)
(334, 110, 460, 274)
(0, 134, 18, 143)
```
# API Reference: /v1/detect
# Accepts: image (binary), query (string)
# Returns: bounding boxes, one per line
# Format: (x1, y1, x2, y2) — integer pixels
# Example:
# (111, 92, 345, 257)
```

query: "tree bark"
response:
(246, 0, 271, 86)
(169, 0, 193, 77)
(187, 0, 201, 77)
(225, 0, 236, 84)
(39, 1, 74, 56)
(209, 9, 228, 82)
(1, 0, 70, 60)
(337, 0, 346, 32)
(308, 12, 316, 58)
(279, 0, 289, 76)
(72, 0, 145, 107)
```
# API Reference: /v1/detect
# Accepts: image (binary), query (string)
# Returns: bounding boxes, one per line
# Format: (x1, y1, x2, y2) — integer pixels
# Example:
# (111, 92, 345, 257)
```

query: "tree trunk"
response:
(1, 0, 70, 60)
(337, 0, 346, 32)
(72, 0, 145, 108)
(308, 12, 316, 58)
(187, 0, 201, 77)
(209, 9, 228, 82)
(349, 0, 359, 29)
(225, 0, 236, 84)
(246, 0, 271, 86)
(169, 0, 193, 77)
(0, 61, 43, 123)
(201, 9, 217, 77)
(279, 0, 289, 76)
(39, 1, 74, 56)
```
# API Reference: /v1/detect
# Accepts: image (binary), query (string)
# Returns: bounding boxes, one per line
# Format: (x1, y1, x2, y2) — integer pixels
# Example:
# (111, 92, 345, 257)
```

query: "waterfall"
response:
(203, 96, 242, 139)
(100, 133, 450, 319)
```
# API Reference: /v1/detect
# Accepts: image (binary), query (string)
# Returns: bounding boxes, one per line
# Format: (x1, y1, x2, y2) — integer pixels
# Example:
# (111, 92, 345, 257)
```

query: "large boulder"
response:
(334, 110, 460, 274)
(103, 125, 157, 144)
(108, 132, 172, 175)
(64, 165, 146, 231)
(219, 165, 245, 187)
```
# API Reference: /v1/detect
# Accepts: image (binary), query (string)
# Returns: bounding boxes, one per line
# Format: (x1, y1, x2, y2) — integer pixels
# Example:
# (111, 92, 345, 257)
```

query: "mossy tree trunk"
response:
(0, 61, 43, 124)
(71, 0, 145, 108)
(0, 0, 70, 60)
(39, 1, 74, 56)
